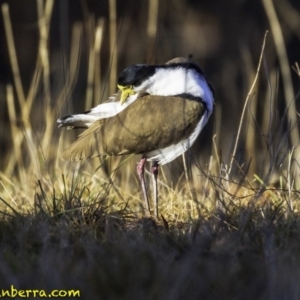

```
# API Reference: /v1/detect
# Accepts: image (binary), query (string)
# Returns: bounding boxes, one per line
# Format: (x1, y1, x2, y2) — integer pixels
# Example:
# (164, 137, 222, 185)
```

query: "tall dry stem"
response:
(109, 0, 117, 96)
(262, 0, 300, 188)
(228, 32, 268, 176)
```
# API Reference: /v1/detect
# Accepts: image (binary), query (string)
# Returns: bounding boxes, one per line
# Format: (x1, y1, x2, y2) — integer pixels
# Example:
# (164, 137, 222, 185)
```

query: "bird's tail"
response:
(57, 93, 123, 129)
(57, 113, 100, 129)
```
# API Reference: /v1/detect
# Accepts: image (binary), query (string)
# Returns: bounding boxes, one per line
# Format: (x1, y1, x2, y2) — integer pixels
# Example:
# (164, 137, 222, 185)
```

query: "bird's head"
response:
(117, 64, 156, 104)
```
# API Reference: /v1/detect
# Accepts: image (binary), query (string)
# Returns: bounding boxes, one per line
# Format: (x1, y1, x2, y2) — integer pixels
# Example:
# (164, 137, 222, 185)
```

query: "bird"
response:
(57, 57, 214, 217)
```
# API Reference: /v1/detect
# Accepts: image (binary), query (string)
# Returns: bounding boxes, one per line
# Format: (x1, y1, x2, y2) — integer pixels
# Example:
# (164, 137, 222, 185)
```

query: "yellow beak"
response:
(117, 85, 136, 105)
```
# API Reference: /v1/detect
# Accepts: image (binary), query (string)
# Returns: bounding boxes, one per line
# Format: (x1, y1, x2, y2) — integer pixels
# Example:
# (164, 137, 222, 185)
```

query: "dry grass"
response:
(0, 1, 300, 299)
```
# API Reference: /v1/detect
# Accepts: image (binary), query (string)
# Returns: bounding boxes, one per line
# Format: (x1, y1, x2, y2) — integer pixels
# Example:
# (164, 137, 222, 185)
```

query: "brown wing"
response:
(61, 95, 205, 161)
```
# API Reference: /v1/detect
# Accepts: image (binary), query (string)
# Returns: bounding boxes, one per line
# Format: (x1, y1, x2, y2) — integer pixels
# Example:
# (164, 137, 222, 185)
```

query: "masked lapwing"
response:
(57, 57, 214, 217)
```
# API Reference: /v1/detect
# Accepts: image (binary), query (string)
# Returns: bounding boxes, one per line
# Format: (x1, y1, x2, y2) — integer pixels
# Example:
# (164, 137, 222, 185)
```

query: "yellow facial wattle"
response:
(117, 85, 136, 104)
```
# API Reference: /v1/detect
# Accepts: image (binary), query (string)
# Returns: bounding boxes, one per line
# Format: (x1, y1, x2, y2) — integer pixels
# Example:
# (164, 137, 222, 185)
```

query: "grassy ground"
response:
(1, 1, 300, 299)
(1, 181, 300, 299)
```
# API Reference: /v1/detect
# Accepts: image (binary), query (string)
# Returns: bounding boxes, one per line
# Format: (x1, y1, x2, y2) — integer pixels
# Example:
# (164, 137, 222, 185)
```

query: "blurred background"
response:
(0, 0, 300, 196)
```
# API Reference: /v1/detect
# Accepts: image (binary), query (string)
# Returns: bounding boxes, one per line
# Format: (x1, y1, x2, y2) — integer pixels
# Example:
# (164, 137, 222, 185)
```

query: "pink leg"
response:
(152, 161, 159, 218)
(137, 157, 150, 215)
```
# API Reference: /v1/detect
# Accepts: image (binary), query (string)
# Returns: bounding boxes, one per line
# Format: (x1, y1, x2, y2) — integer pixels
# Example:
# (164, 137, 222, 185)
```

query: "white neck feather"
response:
(135, 67, 214, 112)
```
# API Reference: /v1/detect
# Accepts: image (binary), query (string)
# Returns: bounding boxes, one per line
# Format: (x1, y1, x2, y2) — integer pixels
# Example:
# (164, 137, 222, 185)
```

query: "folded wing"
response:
(61, 94, 205, 161)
